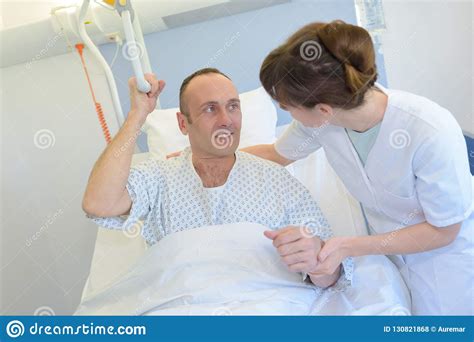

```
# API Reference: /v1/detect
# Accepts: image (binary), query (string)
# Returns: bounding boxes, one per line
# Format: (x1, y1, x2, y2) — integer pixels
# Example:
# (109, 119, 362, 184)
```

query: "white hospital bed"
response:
(77, 88, 411, 315)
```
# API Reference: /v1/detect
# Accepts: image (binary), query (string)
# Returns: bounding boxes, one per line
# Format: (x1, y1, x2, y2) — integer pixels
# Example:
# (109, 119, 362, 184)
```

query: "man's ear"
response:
(176, 112, 189, 135)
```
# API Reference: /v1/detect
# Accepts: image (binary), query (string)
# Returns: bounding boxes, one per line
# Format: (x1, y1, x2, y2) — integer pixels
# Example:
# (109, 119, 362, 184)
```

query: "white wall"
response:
(0, 1, 77, 30)
(380, 0, 473, 134)
(0, 49, 119, 314)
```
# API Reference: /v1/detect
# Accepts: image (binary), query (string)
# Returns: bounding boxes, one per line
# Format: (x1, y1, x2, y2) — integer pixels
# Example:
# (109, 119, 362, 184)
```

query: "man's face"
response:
(178, 73, 242, 157)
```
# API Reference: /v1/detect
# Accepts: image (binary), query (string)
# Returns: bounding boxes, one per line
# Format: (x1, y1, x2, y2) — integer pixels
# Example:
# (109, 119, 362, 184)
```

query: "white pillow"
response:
(142, 87, 277, 159)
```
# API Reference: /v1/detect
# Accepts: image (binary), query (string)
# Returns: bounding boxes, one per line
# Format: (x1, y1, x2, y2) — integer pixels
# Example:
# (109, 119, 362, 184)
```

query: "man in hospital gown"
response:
(82, 68, 352, 289)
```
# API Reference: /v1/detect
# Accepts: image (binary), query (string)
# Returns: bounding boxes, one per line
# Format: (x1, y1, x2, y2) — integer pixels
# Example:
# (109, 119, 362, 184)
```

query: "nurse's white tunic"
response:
(275, 85, 473, 315)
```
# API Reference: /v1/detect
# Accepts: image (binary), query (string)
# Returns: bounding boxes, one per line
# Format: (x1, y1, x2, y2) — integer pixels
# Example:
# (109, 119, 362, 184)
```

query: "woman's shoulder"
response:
(386, 88, 461, 134)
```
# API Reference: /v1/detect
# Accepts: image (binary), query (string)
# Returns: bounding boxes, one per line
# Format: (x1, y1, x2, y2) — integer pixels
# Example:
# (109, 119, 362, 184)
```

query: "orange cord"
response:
(75, 43, 112, 144)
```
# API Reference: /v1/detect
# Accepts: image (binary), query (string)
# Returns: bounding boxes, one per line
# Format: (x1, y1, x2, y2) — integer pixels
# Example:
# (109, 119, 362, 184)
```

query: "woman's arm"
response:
(311, 221, 462, 276)
(240, 143, 294, 166)
(346, 221, 461, 257)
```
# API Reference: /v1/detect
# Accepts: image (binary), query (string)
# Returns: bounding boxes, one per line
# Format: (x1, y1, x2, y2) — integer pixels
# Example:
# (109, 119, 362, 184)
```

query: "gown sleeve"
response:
(86, 158, 164, 245)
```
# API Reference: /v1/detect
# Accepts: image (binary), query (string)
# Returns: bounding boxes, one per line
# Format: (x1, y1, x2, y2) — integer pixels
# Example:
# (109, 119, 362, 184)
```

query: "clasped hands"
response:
(264, 226, 349, 288)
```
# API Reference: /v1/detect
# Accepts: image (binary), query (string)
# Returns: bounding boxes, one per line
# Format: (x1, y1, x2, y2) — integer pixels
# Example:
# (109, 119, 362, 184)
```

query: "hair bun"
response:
(318, 21, 377, 93)
(344, 63, 376, 93)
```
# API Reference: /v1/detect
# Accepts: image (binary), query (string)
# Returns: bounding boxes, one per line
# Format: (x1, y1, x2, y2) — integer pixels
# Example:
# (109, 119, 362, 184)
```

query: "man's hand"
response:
(307, 264, 342, 288)
(129, 73, 165, 121)
(264, 226, 323, 273)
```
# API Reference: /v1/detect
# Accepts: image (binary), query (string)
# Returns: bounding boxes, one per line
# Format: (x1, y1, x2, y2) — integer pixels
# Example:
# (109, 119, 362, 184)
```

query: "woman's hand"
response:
(310, 236, 352, 276)
(129, 73, 165, 121)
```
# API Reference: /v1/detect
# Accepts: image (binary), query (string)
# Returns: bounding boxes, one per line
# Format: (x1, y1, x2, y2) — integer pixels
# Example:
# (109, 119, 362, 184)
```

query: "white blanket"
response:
(75, 223, 410, 315)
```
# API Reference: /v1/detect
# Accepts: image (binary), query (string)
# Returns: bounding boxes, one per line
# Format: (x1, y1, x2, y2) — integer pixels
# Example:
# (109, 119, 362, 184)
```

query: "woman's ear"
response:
(176, 112, 189, 135)
(315, 103, 333, 116)
(315, 103, 334, 123)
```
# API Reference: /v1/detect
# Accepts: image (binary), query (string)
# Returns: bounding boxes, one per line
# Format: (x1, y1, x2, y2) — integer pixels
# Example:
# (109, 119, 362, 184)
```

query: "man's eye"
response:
(229, 103, 240, 111)
(204, 105, 215, 113)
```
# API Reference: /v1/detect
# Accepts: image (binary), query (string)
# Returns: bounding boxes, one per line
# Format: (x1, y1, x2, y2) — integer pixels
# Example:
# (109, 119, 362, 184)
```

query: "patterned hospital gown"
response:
(89, 147, 353, 286)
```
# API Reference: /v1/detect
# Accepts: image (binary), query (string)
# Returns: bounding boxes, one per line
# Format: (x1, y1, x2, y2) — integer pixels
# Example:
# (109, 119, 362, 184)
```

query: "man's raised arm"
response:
(82, 74, 165, 217)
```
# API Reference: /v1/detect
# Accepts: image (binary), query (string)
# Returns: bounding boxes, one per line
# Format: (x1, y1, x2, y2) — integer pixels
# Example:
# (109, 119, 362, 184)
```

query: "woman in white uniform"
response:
(244, 20, 473, 315)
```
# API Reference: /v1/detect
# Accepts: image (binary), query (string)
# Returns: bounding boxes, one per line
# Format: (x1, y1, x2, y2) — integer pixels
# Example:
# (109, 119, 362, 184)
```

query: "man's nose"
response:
(216, 108, 233, 127)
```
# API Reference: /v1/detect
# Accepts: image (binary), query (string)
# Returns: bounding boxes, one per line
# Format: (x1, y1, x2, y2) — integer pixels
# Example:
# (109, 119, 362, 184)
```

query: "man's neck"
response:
(191, 152, 236, 188)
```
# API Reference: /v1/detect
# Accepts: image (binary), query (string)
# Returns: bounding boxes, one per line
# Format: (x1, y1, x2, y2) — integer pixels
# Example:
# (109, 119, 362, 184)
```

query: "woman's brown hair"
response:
(260, 20, 378, 110)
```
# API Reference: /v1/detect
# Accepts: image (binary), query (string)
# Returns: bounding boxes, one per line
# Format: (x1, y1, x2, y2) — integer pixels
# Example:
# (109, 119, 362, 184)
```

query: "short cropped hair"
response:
(179, 68, 231, 123)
